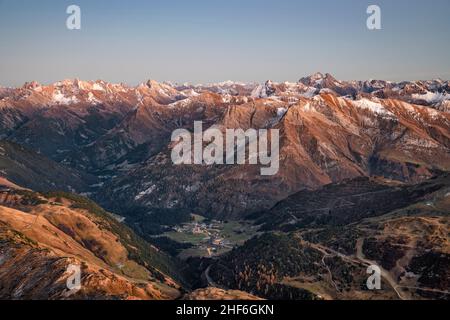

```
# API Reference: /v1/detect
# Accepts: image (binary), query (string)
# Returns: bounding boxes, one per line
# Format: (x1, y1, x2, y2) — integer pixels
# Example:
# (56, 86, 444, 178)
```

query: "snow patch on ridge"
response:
(277, 107, 287, 117)
(52, 91, 79, 105)
(251, 84, 268, 98)
(168, 98, 191, 108)
(353, 99, 395, 119)
(87, 92, 100, 104)
(412, 91, 450, 104)
(301, 87, 318, 98)
(92, 83, 105, 92)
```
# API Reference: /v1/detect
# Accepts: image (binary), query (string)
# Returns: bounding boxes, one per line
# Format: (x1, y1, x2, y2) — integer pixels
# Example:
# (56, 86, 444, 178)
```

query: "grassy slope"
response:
(43, 191, 191, 288)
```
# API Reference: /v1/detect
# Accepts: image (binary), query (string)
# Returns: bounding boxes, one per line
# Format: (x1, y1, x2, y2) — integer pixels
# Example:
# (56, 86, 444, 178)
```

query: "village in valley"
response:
(163, 214, 259, 259)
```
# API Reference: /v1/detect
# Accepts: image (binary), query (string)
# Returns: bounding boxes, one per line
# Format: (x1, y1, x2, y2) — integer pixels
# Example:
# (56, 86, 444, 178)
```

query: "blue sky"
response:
(0, 0, 449, 86)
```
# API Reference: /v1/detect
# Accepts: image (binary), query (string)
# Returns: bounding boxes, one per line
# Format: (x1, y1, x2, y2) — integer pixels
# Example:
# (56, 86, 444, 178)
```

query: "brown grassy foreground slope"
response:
(0, 181, 185, 300)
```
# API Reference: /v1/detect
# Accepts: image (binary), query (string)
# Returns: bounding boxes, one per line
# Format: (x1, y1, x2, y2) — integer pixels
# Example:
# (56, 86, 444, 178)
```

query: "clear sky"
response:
(0, 0, 449, 86)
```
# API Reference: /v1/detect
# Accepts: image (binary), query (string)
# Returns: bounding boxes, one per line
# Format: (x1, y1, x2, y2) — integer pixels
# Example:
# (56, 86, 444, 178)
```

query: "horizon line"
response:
(2, 72, 449, 89)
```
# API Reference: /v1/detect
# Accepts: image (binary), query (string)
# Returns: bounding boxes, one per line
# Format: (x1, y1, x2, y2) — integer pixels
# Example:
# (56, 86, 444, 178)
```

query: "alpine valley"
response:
(0, 73, 449, 300)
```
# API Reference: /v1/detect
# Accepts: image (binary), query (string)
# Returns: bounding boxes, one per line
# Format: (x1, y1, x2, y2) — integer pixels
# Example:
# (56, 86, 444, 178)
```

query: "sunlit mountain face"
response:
(0, 72, 449, 300)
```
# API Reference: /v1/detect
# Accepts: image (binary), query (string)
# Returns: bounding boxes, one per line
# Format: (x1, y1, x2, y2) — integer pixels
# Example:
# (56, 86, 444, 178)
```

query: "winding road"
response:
(355, 238, 408, 300)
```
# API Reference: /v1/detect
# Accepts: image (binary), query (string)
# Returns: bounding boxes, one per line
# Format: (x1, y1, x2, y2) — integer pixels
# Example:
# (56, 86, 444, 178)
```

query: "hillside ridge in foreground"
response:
(0, 182, 186, 300)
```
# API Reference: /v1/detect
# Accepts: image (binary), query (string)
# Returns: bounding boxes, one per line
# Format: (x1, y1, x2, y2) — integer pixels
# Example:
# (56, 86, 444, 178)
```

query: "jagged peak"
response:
(311, 72, 325, 79)
(323, 73, 337, 81)
(22, 81, 41, 89)
(145, 79, 158, 88)
(299, 72, 338, 81)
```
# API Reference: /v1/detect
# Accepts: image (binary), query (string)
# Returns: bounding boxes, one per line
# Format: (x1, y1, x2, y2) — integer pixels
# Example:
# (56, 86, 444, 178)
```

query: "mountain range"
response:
(0, 73, 449, 300)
